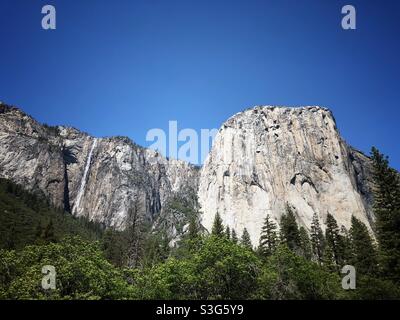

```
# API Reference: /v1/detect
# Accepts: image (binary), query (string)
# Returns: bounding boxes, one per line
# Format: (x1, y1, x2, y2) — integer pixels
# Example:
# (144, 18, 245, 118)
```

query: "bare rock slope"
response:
(198, 106, 374, 244)
(0, 104, 199, 231)
(0, 103, 375, 245)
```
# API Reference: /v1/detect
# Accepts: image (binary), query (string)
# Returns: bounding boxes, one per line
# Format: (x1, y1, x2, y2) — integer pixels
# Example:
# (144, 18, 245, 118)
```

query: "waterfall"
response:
(73, 138, 98, 215)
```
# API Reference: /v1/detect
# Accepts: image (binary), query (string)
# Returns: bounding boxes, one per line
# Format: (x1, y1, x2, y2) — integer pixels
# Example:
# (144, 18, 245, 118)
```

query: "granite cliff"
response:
(198, 106, 374, 244)
(0, 103, 375, 244)
(0, 103, 199, 237)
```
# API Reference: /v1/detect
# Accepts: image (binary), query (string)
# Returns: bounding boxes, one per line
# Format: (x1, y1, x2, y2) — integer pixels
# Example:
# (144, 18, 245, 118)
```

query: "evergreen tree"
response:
(349, 216, 378, 276)
(241, 228, 252, 250)
(34, 223, 43, 244)
(102, 228, 127, 267)
(339, 225, 352, 265)
(225, 226, 231, 240)
(310, 212, 325, 265)
(325, 213, 345, 268)
(371, 147, 400, 283)
(43, 219, 56, 243)
(211, 212, 224, 237)
(188, 217, 200, 241)
(280, 205, 301, 252)
(259, 214, 278, 257)
(5, 225, 16, 250)
(141, 231, 170, 267)
(231, 229, 238, 244)
(322, 242, 337, 273)
(35, 220, 57, 245)
(299, 227, 312, 260)
(5, 180, 14, 194)
(185, 217, 202, 252)
(126, 198, 145, 268)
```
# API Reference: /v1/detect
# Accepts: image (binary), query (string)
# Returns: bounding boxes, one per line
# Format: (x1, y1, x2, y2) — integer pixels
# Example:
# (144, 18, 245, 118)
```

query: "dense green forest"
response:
(0, 147, 399, 300)
(0, 178, 105, 249)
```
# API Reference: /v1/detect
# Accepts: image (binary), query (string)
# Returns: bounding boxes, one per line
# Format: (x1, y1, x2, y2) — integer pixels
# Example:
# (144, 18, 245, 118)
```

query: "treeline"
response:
(0, 147, 399, 299)
(1, 223, 398, 299)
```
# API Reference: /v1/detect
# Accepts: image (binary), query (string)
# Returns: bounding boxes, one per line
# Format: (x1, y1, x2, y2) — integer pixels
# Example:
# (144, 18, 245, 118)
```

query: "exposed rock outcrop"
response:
(198, 106, 374, 245)
(0, 103, 376, 245)
(0, 104, 199, 231)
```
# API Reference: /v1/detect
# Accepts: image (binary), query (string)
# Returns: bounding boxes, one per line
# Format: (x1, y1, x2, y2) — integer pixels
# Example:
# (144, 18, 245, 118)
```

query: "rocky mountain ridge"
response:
(0, 102, 375, 244)
(0, 103, 199, 237)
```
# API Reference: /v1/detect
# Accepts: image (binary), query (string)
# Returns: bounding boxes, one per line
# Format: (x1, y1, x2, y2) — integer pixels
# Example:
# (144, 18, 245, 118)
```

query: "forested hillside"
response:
(0, 178, 104, 250)
(0, 147, 399, 300)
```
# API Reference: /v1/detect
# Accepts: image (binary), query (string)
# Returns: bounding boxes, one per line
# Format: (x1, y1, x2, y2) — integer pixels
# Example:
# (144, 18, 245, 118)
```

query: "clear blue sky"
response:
(0, 0, 399, 168)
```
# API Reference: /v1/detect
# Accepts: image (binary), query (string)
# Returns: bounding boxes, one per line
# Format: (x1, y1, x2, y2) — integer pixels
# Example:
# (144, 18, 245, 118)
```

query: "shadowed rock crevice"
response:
(290, 173, 318, 194)
(62, 146, 74, 213)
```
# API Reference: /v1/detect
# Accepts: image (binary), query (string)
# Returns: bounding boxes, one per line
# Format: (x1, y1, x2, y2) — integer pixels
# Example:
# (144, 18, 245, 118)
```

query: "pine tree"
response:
(43, 219, 56, 243)
(241, 228, 252, 249)
(186, 216, 201, 252)
(325, 213, 344, 268)
(231, 229, 238, 244)
(126, 197, 145, 268)
(5, 225, 16, 250)
(349, 216, 378, 276)
(211, 212, 224, 237)
(102, 228, 127, 267)
(225, 226, 231, 239)
(310, 212, 325, 264)
(339, 225, 352, 265)
(259, 214, 278, 257)
(280, 205, 301, 252)
(34, 223, 43, 244)
(35, 220, 57, 245)
(142, 231, 170, 267)
(188, 216, 200, 241)
(371, 147, 400, 283)
(322, 242, 337, 273)
(299, 227, 312, 260)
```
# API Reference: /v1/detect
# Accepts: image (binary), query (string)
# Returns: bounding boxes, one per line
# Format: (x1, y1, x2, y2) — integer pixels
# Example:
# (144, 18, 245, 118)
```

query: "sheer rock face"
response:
(0, 104, 199, 229)
(198, 106, 374, 245)
(0, 105, 66, 207)
(0, 103, 375, 244)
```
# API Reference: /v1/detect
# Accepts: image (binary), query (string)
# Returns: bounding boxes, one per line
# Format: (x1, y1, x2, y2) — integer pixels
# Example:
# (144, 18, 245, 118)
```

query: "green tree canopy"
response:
(241, 228, 253, 250)
(131, 236, 261, 299)
(259, 214, 278, 257)
(280, 206, 301, 252)
(0, 237, 130, 300)
(349, 216, 378, 276)
(325, 213, 346, 269)
(371, 147, 400, 283)
(299, 227, 312, 260)
(310, 212, 325, 265)
(211, 212, 224, 237)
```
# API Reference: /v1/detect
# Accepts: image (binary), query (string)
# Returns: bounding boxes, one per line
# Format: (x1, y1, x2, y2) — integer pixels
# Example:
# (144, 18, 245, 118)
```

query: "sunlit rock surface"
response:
(0, 103, 375, 245)
(0, 104, 199, 232)
(198, 106, 374, 245)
